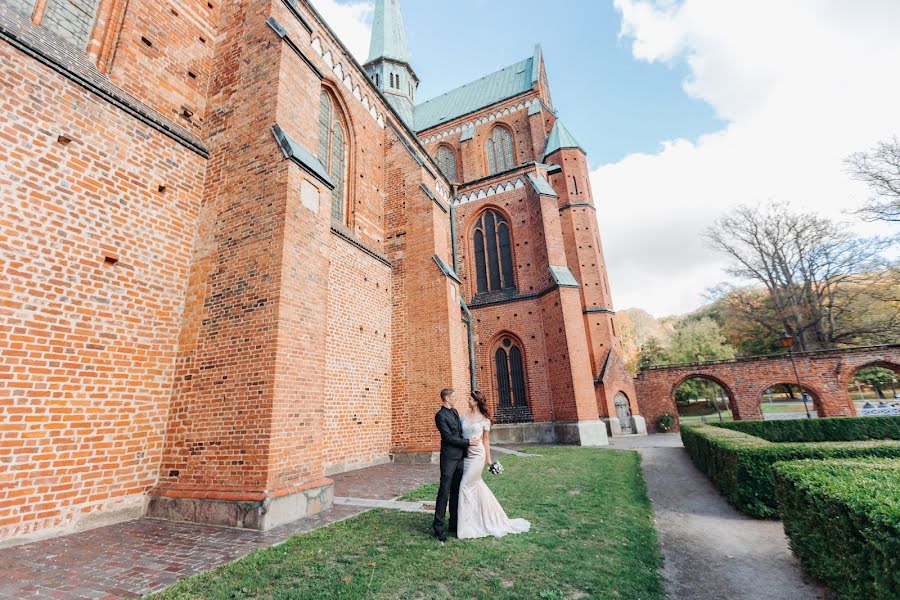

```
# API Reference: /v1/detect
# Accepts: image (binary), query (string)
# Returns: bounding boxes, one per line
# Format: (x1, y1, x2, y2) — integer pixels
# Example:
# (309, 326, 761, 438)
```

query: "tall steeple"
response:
(364, 0, 418, 127)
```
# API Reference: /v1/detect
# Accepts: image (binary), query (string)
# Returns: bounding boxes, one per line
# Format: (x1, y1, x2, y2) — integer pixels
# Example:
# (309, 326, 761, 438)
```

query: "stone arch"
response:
(669, 373, 740, 420)
(756, 381, 825, 417)
(847, 360, 900, 380)
(844, 360, 900, 403)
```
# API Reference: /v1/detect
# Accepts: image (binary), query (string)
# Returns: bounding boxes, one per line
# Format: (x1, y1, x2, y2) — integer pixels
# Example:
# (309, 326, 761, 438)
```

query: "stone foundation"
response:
(603, 416, 649, 437)
(144, 482, 334, 531)
(391, 451, 440, 464)
(490, 420, 609, 447)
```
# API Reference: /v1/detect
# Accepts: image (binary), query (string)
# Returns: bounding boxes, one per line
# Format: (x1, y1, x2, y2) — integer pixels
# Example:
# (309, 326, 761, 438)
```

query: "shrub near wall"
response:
(680, 425, 900, 517)
(774, 459, 900, 600)
(716, 416, 900, 443)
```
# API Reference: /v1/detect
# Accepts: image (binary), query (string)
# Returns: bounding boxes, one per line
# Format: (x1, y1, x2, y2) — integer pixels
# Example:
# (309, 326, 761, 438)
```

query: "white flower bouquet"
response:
(488, 460, 503, 475)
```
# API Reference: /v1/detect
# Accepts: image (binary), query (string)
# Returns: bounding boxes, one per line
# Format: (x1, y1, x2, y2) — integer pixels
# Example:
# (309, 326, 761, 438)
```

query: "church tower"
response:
(544, 119, 641, 434)
(364, 0, 418, 126)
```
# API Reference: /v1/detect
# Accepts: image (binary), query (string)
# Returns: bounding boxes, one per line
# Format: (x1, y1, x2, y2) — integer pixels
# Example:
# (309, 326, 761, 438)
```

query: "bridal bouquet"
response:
(488, 460, 503, 476)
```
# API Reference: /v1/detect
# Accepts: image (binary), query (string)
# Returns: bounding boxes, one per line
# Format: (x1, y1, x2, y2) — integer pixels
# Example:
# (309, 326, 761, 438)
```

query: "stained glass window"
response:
(486, 126, 514, 175)
(318, 91, 348, 224)
(496, 339, 527, 408)
(436, 146, 456, 182)
(472, 209, 515, 294)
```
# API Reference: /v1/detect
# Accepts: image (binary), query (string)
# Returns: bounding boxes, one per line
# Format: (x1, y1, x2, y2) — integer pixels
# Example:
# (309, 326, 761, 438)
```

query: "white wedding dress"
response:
(457, 414, 531, 539)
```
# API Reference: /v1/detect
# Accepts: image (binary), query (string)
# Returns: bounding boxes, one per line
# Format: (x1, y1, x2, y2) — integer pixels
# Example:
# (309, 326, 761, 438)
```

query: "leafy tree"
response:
(664, 317, 736, 365)
(706, 202, 898, 351)
(638, 337, 668, 367)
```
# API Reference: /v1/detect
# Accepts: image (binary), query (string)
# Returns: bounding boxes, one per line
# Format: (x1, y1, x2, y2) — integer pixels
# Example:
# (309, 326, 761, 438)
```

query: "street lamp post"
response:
(780, 332, 812, 419)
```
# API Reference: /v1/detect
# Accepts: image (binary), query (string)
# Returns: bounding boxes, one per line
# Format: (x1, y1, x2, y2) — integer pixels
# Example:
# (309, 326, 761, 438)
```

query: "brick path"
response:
(0, 463, 439, 600)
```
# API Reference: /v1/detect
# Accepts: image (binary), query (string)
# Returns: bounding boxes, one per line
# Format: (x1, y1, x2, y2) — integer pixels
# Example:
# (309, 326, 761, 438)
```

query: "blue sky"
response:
(401, 0, 722, 168)
(315, 0, 900, 317)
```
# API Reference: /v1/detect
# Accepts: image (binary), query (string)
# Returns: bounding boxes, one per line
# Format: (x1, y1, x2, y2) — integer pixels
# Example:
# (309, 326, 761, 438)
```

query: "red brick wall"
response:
(384, 136, 469, 454)
(323, 236, 392, 474)
(154, 0, 289, 498)
(635, 347, 900, 432)
(0, 42, 205, 539)
(107, 0, 221, 135)
(470, 300, 554, 422)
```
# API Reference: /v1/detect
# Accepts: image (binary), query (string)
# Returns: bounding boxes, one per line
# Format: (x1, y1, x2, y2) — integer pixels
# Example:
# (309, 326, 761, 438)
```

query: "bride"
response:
(457, 390, 531, 539)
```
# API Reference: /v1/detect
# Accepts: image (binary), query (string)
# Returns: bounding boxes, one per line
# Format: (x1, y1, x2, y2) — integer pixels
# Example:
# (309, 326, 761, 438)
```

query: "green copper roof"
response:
(414, 45, 542, 132)
(543, 119, 584, 159)
(366, 0, 411, 65)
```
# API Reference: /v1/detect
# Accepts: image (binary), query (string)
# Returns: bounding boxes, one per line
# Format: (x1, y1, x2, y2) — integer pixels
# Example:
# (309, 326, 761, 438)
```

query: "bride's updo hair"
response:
(471, 390, 492, 420)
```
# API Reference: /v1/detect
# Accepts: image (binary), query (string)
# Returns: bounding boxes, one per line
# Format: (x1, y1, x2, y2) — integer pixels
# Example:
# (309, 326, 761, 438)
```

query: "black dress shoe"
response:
(433, 526, 448, 542)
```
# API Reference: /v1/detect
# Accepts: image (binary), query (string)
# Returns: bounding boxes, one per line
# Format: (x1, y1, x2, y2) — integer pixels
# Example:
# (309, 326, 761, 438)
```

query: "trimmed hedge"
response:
(774, 459, 900, 600)
(681, 424, 900, 517)
(715, 416, 900, 443)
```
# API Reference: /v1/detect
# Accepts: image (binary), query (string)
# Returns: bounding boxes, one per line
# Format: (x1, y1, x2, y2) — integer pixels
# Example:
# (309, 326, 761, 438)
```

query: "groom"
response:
(433, 388, 478, 542)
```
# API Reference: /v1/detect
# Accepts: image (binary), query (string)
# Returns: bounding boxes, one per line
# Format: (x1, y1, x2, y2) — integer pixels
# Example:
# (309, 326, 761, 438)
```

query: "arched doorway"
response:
(760, 384, 821, 419)
(614, 392, 633, 434)
(672, 375, 734, 425)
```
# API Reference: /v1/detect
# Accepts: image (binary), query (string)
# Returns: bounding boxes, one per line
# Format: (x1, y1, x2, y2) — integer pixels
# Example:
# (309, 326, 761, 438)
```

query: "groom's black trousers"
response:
(433, 455, 464, 533)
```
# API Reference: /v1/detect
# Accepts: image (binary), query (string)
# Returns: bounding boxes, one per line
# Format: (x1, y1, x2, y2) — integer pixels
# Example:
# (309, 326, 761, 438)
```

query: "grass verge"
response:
(150, 447, 665, 600)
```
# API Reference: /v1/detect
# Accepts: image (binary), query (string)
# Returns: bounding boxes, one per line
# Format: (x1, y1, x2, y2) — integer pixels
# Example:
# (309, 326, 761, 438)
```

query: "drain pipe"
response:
(449, 200, 460, 274)
(450, 199, 477, 392)
(460, 298, 477, 393)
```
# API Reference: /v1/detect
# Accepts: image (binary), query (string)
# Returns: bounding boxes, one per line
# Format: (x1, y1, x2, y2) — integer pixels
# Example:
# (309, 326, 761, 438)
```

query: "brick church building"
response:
(0, 0, 640, 542)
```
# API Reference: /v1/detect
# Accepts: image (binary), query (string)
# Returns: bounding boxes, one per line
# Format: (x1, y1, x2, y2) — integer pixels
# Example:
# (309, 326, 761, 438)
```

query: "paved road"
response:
(610, 434, 832, 600)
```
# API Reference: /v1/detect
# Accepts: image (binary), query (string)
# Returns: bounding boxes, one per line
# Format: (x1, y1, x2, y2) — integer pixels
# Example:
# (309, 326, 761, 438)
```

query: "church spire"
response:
(367, 0, 411, 65)
(364, 0, 418, 127)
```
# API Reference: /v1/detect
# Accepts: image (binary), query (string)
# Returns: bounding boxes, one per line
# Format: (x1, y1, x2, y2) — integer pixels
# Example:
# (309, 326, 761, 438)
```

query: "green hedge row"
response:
(774, 459, 900, 599)
(715, 416, 900, 443)
(680, 425, 900, 517)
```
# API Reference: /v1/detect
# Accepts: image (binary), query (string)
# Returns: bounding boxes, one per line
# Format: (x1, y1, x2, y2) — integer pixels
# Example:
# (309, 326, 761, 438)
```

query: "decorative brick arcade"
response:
(635, 345, 900, 432)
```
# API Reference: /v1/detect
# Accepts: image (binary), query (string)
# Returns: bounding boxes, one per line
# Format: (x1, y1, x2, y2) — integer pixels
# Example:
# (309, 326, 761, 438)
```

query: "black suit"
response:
(433, 405, 468, 535)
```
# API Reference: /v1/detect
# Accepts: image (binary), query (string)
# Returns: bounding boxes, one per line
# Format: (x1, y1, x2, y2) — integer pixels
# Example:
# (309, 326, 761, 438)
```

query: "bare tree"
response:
(846, 137, 900, 222)
(705, 203, 899, 351)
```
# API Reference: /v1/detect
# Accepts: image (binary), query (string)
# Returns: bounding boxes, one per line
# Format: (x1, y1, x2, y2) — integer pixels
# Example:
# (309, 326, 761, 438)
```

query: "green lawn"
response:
(679, 403, 814, 425)
(150, 448, 666, 600)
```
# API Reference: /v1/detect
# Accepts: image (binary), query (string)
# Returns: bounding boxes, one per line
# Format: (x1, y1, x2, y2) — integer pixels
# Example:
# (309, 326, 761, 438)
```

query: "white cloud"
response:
(596, 0, 900, 317)
(309, 0, 373, 62)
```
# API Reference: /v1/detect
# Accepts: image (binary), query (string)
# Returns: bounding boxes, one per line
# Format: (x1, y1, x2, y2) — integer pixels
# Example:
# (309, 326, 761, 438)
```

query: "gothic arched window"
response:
(472, 209, 515, 294)
(318, 90, 348, 224)
(495, 338, 527, 408)
(435, 145, 456, 182)
(486, 126, 514, 175)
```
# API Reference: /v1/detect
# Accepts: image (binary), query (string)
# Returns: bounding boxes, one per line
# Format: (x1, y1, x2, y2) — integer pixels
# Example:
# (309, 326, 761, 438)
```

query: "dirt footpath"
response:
(610, 434, 831, 600)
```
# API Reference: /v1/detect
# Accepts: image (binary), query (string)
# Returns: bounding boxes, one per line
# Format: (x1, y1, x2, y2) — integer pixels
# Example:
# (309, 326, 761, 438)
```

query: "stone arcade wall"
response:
(635, 345, 900, 433)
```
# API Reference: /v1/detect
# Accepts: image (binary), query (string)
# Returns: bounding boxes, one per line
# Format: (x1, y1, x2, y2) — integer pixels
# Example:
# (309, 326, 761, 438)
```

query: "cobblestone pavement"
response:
(0, 463, 440, 599)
